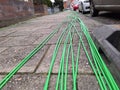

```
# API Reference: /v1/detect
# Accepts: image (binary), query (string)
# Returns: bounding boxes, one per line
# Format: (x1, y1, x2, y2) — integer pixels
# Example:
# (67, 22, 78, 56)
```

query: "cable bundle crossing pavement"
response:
(0, 11, 119, 90)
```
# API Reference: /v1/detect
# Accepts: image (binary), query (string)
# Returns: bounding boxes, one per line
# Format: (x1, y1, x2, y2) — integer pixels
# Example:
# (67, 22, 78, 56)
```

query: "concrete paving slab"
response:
(32, 29, 55, 37)
(34, 30, 67, 45)
(36, 44, 92, 74)
(0, 47, 7, 53)
(0, 45, 49, 73)
(68, 44, 93, 74)
(77, 75, 100, 90)
(36, 45, 62, 73)
(1, 74, 99, 90)
(34, 34, 58, 45)
(2, 74, 72, 90)
(8, 30, 34, 37)
(0, 35, 39, 47)
(2, 74, 46, 90)
(0, 29, 16, 37)
(0, 37, 12, 45)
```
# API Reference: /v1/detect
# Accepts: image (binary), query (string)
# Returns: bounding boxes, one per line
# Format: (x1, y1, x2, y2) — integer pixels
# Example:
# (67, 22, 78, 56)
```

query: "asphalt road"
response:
(85, 11, 120, 25)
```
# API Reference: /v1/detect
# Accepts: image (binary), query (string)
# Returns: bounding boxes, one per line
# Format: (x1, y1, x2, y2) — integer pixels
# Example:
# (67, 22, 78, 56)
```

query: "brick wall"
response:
(34, 4, 48, 15)
(0, 0, 34, 27)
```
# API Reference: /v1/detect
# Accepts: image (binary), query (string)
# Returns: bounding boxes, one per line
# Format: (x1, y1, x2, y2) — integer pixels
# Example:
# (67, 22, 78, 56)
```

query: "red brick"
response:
(0, 0, 34, 21)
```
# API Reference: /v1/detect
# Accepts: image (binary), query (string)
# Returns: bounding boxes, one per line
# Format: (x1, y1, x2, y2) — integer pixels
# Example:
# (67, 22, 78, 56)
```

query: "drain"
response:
(107, 31, 120, 52)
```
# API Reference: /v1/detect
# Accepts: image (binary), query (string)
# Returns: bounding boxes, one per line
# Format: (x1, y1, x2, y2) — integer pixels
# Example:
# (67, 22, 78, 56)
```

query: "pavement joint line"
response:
(45, 43, 71, 45)
(5, 35, 31, 37)
(32, 36, 43, 45)
(5, 31, 17, 37)
(0, 44, 41, 47)
(0, 48, 8, 54)
(0, 73, 95, 76)
(34, 45, 51, 73)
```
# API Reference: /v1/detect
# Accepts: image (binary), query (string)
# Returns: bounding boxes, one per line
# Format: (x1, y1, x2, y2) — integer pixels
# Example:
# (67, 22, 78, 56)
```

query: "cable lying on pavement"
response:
(70, 11, 119, 90)
(0, 11, 119, 90)
(44, 12, 119, 90)
(0, 20, 67, 89)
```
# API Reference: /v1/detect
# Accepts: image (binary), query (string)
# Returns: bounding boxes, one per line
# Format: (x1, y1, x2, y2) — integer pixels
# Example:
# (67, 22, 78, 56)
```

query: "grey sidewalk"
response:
(0, 11, 102, 90)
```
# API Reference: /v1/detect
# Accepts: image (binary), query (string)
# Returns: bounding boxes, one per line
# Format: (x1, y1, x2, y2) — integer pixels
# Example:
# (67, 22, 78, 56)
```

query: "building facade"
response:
(0, 0, 34, 27)
(63, 0, 73, 9)
(0, 0, 72, 27)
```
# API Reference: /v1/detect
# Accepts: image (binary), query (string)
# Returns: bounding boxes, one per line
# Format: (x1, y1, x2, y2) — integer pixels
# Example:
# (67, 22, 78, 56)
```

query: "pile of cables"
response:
(0, 11, 119, 90)
(43, 12, 119, 90)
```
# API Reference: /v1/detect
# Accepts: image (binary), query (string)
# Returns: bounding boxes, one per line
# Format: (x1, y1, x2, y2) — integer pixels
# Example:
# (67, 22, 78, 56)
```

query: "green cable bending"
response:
(64, 22, 81, 90)
(88, 37, 112, 89)
(75, 17, 115, 90)
(70, 22, 81, 81)
(55, 24, 73, 90)
(69, 30, 76, 90)
(80, 22, 111, 89)
(1, 11, 119, 90)
(60, 29, 71, 90)
(74, 14, 119, 89)
(84, 28, 117, 89)
(64, 44, 71, 90)
(79, 19, 119, 89)
(0, 21, 65, 89)
(71, 19, 107, 89)
(74, 35, 81, 84)
(44, 22, 71, 90)
(83, 26, 117, 89)
(71, 22, 105, 90)
(74, 16, 106, 90)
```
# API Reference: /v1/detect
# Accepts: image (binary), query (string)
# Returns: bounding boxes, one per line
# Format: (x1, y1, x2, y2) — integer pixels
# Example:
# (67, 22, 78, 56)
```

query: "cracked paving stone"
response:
(0, 45, 49, 73)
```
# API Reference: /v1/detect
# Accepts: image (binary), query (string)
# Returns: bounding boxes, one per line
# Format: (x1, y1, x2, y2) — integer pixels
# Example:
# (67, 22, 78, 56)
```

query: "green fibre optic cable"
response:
(44, 22, 72, 90)
(55, 24, 73, 90)
(0, 20, 67, 89)
(71, 21, 106, 90)
(58, 27, 71, 90)
(73, 29, 81, 85)
(69, 29, 77, 90)
(64, 44, 71, 90)
(60, 29, 71, 90)
(72, 13, 119, 90)
(69, 12, 119, 89)
(83, 25, 118, 90)
(71, 20, 107, 90)
(80, 21, 111, 89)
(64, 25, 81, 90)
(78, 18, 119, 90)
(0, 11, 119, 90)
(75, 25, 105, 90)
(75, 41, 81, 81)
